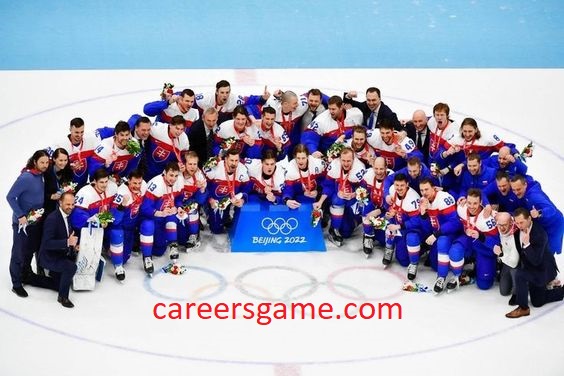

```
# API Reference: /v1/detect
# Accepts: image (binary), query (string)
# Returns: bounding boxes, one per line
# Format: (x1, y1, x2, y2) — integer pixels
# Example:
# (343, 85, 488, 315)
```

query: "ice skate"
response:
(328, 227, 343, 247)
(446, 276, 460, 292)
(433, 277, 446, 294)
(407, 263, 418, 281)
(362, 235, 374, 258)
(143, 257, 154, 276)
(168, 242, 179, 262)
(186, 234, 201, 250)
(114, 265, 125, 282)
(382, 246, 394, 267)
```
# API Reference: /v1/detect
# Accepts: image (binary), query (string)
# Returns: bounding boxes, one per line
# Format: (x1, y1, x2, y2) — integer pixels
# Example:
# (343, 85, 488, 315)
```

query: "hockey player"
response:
(204, 149, 251, 234)
(246, 150, 286, 205)
(345, 126, 376, 168)
(140, 162, 184, 267)
(318, 148, 366, 247)
(194, 80, 267, 124)
(449, 117, 513, 162)
(456, 152, 497, 200)
(419, 178, 465, 294)
(510, 174, 564, 254)
(359, 157, 391, 257)
(282, 144, 326, 210)
(108, 169, 147, 280)
(145, 115, 190, 181)
(48, 117, 98, 189)
(301, 95, 363, 157)
(485, 145, 528, 177)
(144, 88, 200, 131)
(213, 105, 262, 159)
(89, 121, 142, 184)
(456, 188, 499, 291)
(427, 103, 459, 191)
(383, 173, 423, 274)
(264, 90, 308, 151)
(252, 106, 290, 161)
(367, 119, 422, 171)
(384, 156, 437, 196)
(177, 151, 208, 249)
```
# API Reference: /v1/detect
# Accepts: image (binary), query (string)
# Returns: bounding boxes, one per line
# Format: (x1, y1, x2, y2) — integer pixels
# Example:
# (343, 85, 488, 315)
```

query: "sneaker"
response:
(168, 242, 179, 261)
(328, 227, 343, 247)
(186, 234, 201, 249)
(115, 265, 126, 281)
(433, 277, 446, 294)
(407, 263, 418, 281)
(382, 246, 394, 266)
(362, 235, 374, 255)
(143, 257, 154, 274)
(446, 276, 460, 291)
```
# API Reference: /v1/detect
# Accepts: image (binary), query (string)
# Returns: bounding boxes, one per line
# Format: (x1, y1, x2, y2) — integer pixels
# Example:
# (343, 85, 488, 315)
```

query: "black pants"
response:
(48, 259, 78, 299)
(516, 268, 564, 308)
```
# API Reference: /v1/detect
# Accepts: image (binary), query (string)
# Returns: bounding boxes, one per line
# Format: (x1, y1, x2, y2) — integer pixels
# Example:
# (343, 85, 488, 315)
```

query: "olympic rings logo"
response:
(261, 217, 299, 235)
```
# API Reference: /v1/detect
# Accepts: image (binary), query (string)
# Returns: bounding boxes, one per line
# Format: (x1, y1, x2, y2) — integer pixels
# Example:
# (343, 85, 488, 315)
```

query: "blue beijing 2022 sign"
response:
(229, 202, 326, 252)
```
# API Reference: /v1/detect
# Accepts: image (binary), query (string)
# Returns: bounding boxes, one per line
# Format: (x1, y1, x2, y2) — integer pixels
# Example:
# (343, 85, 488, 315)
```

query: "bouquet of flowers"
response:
(311, 208, 323, 227)
(355, 186, 369, 206)
(402, 281, 429, 293)
(18, 208, 45, 235)
(183, 202, 199, 213)
(126, 138, 142, 156)
(429, 162, 442, 176)
(203, 156, 219, 171)
(367, 216, 388, 230)
(518, 141, 534, 162)
(97, 211, 115, 227)
(220, 137, 238, 153)
(160, 82, 175, 100)
(58, 181, 78, 194)
(326, 142, 345, 159)
(161, 262, 187, 275)
(217, 197, 232, 211)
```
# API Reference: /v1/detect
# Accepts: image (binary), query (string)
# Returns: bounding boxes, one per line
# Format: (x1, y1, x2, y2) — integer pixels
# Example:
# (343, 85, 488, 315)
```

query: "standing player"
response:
(89, 121, 142, 183)
(144, 88, 200, 131)
(265, 90, 309, 151)
(252, 106, 290, 161)
(145, 115, 190, 181)
(48, 117, 99, 189)
(367, 119, 421, 171)
(282, 144, 326, 209)
(213, 105, 262, 159)
(345, 126, 376, 168)
(301, 96, 363, 157)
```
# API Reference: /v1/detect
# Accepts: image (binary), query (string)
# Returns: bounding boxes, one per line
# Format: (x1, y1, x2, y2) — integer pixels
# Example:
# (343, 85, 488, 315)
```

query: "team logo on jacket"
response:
(113, 160, 127, 173)
(215, 185, 230, 196)
(152, 146, 171, 162)
(71, 158, 87, 177)
(130, 202, 141, 218)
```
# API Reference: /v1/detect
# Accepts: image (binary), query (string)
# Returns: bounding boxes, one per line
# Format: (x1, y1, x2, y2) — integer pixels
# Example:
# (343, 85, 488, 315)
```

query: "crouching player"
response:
(419, 178, 465, 294)
(383, 174, 423, 274)
(204, 149, 251, 234)
(456, 188, 499, 290)
(246, 150, 286, 204)
(177, 151, 208, 249)
(140, 162, 184, 272)
(108, 169, 147, 281)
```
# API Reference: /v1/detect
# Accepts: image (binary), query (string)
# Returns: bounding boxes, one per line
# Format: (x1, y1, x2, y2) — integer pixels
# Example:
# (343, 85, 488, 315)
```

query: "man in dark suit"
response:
(188, 107, 219, 168)
(506, 208, 563, 318)
(403, 110, 431, 165)
(39, 192, 79, 308)
(343, 87, 402, 131)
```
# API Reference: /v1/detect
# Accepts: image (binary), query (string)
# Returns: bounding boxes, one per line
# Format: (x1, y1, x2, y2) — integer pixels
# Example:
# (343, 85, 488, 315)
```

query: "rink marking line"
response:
(0, 302, 561, 366)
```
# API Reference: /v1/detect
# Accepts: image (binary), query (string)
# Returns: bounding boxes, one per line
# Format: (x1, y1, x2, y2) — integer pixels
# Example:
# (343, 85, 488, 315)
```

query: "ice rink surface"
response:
(0, 69, 562, 375)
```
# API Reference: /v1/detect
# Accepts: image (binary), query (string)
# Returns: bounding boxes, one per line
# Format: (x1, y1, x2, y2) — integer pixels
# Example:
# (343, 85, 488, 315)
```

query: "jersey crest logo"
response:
(152, 146, 171, 162)
(113, 160, 128, 173)
(71, 158, 87, 177)
(215, 185, 230, 196)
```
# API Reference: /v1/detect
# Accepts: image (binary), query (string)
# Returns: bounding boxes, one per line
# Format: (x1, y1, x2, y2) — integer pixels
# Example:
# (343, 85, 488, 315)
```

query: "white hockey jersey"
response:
(366, 130, 417, 169)
(114, 180, 148, 218)
(361, 168, 391, 208)
(74, 181, 119, 213)
(145, 174, 184, 210)
(427, 118, 458, 155)
(244, 158, 286, 195)
(325, 157, 366, 194)
(204, 160, 250, 199)
(91, 137, 137, 175)
(456, 204, 498, 236)
(253, 121, 290, 150)
(306, 107, 363, 138)
(387, 185, 421, 225)
(425, 190, 457, 230)
(49, 134, 99, 179)
(160, 102, 200, 127)
(195, 91, 246, 113)
(148, 122, 190, 163)
(284, 155, 326, 192)
(345, 139, 376, 165)
(178, 169, 207, 201)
